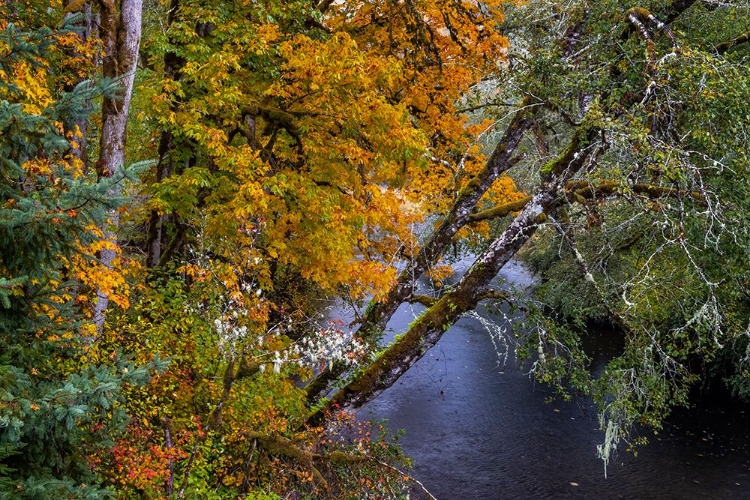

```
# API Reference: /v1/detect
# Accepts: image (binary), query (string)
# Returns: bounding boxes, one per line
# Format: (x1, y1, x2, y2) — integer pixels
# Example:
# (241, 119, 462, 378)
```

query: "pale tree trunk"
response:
(93, 0, 143, 331)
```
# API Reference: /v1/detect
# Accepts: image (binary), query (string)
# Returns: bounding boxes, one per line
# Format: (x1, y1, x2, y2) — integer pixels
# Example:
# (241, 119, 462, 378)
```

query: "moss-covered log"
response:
(321, 109, 604, 410)
(716, 31, 750, 55)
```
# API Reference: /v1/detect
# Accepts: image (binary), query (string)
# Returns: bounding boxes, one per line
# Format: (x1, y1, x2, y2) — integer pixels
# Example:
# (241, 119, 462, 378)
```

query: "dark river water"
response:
(340, 260, 750, 499)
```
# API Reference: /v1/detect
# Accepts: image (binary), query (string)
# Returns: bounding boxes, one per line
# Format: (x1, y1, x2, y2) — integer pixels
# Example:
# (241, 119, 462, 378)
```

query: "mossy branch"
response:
(566, 180, 705, 204)
(469, 180, 706, 227)
(541, 125, 597, 180)
(240, 432, 404, 492)
(716, 31, 750, 55)
(468, 196, 533, 223)
(307, 99, 537, 406)
(472, 288, 511, 303)
(408, 294, 439, 307)
(243, 431, 328, 489)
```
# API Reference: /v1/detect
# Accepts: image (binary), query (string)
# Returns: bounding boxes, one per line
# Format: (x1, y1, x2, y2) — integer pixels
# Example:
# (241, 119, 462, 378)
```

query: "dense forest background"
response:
(1, 0, 748, 497)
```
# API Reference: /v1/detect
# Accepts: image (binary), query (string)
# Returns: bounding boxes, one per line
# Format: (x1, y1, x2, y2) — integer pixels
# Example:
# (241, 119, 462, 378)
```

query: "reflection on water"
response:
(349, 261, 750, 499)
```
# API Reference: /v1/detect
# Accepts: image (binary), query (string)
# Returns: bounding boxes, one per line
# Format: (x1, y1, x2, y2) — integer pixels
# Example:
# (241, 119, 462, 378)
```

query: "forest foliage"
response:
(1, 0, 749, 497)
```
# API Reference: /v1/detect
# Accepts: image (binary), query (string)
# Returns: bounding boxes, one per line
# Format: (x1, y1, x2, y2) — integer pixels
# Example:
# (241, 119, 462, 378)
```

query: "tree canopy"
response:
(1, 0, 749, 497)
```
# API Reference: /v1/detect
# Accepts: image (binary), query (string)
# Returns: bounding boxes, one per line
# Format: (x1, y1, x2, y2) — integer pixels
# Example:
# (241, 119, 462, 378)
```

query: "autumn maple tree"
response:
(106, 0, 522, 496)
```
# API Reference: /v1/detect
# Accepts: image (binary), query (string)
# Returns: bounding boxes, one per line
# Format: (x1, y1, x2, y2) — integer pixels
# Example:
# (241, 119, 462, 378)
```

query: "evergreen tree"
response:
(0, 15, 158, 498)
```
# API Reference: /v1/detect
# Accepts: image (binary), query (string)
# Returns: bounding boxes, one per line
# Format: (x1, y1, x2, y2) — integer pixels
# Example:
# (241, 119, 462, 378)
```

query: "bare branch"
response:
(548, 214, 634, 334)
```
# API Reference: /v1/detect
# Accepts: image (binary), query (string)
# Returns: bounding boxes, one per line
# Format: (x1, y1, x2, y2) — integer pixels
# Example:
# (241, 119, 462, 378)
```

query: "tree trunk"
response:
(315, 122, 602, 413)
(308, 0, 701, 410)
(146, 0, 183, 269)
(357, 102, 536, 340)
(330, 190, 554, 409)
(305, 101, 536, 402)
(93, 0, 143, 331)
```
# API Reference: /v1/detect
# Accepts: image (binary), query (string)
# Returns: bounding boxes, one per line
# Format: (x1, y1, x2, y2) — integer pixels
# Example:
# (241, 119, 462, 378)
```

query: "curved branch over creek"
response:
(354, 102, 538, 342)
(331, 192, 552, 409)
(306, 117, 602, 419)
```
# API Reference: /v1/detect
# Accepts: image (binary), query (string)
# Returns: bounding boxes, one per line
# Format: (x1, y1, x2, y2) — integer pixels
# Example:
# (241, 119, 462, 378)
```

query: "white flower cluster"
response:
(294, 322, 366, 369)
(260, 321, 366, 374)
(214, 299, 251, 356)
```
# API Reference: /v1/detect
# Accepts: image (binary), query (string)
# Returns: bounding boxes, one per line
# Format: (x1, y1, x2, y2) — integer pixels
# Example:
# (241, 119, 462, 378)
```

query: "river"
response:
(337, 260, 750, 499)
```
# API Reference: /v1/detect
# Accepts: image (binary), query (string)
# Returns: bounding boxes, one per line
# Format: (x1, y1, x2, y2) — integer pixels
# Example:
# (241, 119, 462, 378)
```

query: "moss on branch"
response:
(468, 196, 533, 223)
(716, 31, 750, 55)
(408, 294, 439, 307)
(565, 180, 705, 203)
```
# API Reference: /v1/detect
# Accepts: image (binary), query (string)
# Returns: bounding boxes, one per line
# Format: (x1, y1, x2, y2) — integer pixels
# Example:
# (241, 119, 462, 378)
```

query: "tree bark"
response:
(146, 0, 182, 269)
(357, 101, 537, 340)
(716, 31, 750, 55)
(329, 191, 553, 409)
(308, 0, 704, 410)
(93, 0, 143, 330)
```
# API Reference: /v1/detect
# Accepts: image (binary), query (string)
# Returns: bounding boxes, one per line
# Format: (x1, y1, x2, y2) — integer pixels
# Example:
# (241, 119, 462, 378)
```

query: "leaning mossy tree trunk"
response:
(305, 101, 537, 402)
(328, 118, 602, 410)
